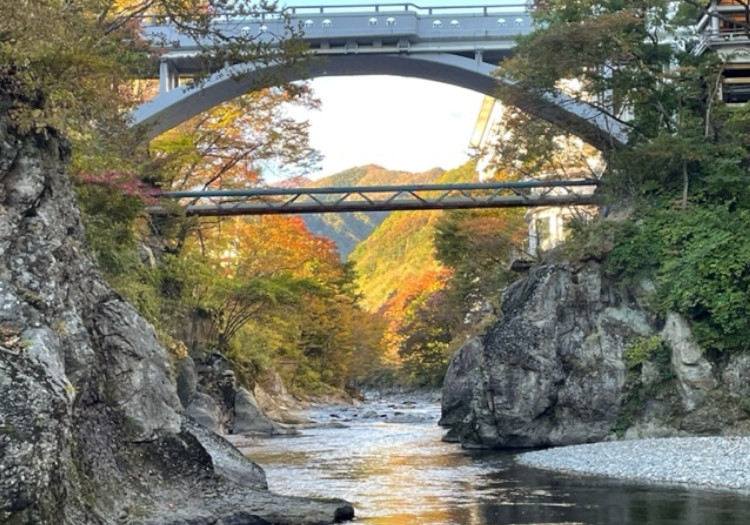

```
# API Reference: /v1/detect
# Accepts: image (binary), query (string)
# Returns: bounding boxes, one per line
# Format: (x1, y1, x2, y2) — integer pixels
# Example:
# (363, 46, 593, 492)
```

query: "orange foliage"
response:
(151, 87, 320, 192)
(377, 268, 451, 363)
(190, 215, 342, 282)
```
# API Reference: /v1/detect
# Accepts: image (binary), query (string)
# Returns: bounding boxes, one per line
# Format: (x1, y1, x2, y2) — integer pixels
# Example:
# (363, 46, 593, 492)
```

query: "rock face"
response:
(440, 261, 750, 449)
(176, 355, 296, 436)
(0, 84, 352, 523)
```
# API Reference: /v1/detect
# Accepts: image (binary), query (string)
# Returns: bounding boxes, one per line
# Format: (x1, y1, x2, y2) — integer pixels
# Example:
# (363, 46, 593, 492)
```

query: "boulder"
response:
(233, 388, 281, 435)
(176, 356, 199, 408)
(186, 393, 226, 435)
(441, 263, 631, 448)
(254, 380, 312, 425)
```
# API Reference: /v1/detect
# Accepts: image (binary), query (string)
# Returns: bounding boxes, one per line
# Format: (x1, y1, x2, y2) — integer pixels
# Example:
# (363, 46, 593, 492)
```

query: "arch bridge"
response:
(133, 3, 628, 150)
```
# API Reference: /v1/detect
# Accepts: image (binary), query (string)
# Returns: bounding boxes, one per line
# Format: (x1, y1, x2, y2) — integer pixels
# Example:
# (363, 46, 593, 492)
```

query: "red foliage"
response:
(76, 170, 157, 204)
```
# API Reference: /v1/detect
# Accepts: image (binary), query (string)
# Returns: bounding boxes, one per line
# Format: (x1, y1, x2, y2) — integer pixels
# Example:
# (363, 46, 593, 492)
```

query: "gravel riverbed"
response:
(517, 437, 750, 491)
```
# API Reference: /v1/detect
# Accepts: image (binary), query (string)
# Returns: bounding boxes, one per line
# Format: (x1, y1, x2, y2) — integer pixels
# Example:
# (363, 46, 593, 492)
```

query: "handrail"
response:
(284, 3, 530, 16)
(139, 3, 530, 22)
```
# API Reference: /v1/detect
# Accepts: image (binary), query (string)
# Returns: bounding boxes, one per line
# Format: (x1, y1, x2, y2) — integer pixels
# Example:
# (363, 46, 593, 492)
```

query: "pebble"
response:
(516, 437, 750, 491)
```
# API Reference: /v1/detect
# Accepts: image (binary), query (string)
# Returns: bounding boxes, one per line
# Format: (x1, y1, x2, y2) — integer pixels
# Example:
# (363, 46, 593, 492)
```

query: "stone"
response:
(176, 356, 199, 409)
(662, 312, 717, 411)
(253, 380, 311, 425)
(439, 337, 486, 429)
(440, 260, 750, 449)
(723, 353, 750, 398)
(233, 388, 279, 435)
(441, 263, 630, 448)
(89, 299, 182, 441)
(186, 393, 225, 435)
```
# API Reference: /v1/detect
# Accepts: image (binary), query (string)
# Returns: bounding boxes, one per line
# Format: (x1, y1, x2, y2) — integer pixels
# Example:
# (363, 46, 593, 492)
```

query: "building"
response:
(696, 0, 750, 102)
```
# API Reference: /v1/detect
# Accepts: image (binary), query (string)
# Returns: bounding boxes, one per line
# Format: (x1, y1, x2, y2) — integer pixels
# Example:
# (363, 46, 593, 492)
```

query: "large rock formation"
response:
(441, 261, 750, 449)
(0, 81, 353, 523)
(175, 354, 296, 436)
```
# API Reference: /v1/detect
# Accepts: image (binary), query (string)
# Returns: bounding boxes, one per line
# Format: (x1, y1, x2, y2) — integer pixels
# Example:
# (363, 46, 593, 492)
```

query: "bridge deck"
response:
(143, 3, 529, 77)
(147, 179, 600, 216)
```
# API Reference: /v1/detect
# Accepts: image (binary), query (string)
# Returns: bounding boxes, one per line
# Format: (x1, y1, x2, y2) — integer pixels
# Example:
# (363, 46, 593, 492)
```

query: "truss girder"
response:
(147, 180, 600, 216)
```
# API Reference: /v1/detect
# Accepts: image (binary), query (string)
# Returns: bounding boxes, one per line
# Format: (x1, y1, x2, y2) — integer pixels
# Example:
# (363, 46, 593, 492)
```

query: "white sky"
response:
(276, 1, 490, 179)
(293, 76, 484, 179)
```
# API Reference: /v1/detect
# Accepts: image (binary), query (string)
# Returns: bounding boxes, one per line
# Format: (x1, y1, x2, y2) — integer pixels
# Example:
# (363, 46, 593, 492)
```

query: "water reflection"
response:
(241, 402, 750, 525)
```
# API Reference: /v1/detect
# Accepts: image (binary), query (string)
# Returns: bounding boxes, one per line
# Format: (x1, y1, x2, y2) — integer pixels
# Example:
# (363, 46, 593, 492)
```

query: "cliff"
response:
(440, 261, 750, 448)
(0, 82, 352, 523)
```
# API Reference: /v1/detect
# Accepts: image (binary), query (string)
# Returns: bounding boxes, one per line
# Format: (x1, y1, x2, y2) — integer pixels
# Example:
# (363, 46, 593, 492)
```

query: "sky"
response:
(274, 1, 491, 180)
(286, 76, 485, 179)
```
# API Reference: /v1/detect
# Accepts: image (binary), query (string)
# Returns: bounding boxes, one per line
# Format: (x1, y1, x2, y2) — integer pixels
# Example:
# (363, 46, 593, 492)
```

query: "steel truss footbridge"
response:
(147, 179, 600, 216)
(133, 2, 629, 150)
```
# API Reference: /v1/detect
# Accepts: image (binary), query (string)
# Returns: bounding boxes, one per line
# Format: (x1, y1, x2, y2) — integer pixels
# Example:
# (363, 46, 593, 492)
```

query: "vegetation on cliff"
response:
(0, 0, 386, 400)
(493, 0, 750, 356)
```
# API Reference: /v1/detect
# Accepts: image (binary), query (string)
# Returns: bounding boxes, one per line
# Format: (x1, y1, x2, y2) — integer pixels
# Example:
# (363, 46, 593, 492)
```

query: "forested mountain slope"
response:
(300, 165, 443, 259)
(350, 162, 476, 312)
(349, 161, 526, 385)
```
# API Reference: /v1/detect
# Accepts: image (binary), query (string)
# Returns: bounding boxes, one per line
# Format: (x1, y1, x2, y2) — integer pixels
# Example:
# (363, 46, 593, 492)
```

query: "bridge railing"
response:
(138, 3, 531, 24)
(284, 3, 532, 16)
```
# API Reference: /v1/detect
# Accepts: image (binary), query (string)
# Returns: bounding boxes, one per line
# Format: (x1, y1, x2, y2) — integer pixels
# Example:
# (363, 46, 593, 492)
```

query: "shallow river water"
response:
(242, 397, 750, 525)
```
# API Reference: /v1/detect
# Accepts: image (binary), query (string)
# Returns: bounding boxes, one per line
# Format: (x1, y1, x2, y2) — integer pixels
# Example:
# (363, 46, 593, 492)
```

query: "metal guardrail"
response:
(146, 179, 600, 216)
(284, 3, 531, 15)
(139, 3, 530, 24)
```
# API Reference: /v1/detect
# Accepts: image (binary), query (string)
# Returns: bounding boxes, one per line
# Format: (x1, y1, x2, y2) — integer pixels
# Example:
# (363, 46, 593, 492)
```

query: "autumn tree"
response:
(170, 215, 383, 392)
(151, 87, 321, 193)
(434, 207, 527, 314)
(1, 1, 306, 138)
(391, 275, 456, 387)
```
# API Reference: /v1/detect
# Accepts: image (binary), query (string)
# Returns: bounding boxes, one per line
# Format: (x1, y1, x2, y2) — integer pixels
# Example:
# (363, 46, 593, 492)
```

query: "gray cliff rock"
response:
(440, 261, 750, 449)
(662, 312, 716, 410)
(233, 388, 283, 435)
(0, 83, 352, 524)
(175, 354, 299, 436)
(186, 392, 226, 435)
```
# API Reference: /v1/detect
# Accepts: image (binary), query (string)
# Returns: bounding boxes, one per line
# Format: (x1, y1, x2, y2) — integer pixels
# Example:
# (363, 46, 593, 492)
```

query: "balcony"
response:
(696, 0, 750, 55)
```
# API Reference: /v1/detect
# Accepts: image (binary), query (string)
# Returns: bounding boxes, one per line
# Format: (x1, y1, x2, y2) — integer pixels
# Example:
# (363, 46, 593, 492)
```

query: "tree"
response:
(434, 208, 526, 314)
(494, 0, 750, 353)
(169, 215, 384, 392)
(150, 86, 321, 193)
(0, 1, 307, 137)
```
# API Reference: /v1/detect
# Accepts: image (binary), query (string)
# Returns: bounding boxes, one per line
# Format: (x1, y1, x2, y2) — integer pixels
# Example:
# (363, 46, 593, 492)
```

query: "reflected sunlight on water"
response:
(240, 399, 750, 525)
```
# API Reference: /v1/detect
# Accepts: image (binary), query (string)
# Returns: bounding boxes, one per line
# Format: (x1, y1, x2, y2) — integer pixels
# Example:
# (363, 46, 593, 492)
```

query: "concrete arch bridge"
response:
(132, 3, 628, 152)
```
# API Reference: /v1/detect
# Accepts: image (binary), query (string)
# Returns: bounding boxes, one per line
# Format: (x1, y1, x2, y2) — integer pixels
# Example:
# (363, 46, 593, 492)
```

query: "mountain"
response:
(349, 161, 478, 312)
(300, 165, 444, 259)
(271, 175, 313, 188)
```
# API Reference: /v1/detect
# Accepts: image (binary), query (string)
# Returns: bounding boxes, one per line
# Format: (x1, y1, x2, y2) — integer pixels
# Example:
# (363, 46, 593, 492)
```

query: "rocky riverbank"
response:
(517, 436, 750, 492)
(0, 81, 353, 524)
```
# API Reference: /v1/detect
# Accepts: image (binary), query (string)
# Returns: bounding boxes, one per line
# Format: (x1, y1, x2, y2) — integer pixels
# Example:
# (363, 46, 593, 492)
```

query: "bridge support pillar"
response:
(159, 59, 180, 94)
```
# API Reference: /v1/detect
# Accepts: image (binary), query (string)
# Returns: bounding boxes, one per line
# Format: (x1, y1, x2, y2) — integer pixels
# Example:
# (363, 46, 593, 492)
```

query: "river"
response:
(241, 395, 750, 525)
